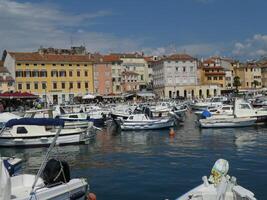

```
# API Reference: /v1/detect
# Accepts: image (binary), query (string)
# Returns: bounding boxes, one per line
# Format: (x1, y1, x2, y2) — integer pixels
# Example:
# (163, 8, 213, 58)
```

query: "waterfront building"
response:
(2, 47, 94, 104)
(112, 53, 149, 90)
(234, 62, 262, 89)
(0, 61, 15, 93)
(103, 55, 124, 94)
(93, 58, 112, 95)
(122, 71, 139, 92)
(200, 58, 226, 89)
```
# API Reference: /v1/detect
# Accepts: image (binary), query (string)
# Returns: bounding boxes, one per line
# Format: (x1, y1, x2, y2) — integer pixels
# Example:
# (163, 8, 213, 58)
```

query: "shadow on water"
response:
(0, 113, 267, 199)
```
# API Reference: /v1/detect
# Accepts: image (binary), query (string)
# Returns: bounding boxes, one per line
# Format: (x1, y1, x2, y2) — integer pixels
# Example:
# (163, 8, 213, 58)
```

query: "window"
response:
(183, 67, 186, 72)
(77, 71, 80, 77)
(85, 82, 88, 89)
(84, 71, 88, 76)
(51, 70, 58, 77)
(69, 115, 78, 118)
(18, 83, 22, 90)
(61, 82, 65, 89)
(52, 64, 56, 66)
(34, 83, 38, 90)
(141, 75, 144, 81)
(25, 63, 29, 66)
(40, 71, 47, 77)
(26, 83, 30, 90)
(61, 64, 64, 66)
(213, 77, 217, 80)
(69, 71, 73, 77)
(69, 82, 73, 89)
(34, 64, 37, 66)
(77, 64, 80, 67)
(69, 64, 72, 66)
(77, 82, 81, 89)
(17, 63, 21, 66)
(15, 71, 23, 77)
(59, 71, 66, 77)
(8, 82, 13, 87)
(41, 63, 45, 66)
(53, 82, 57, 89)
(32, 71, 39, 77)
(26, 71, 31, 77)
(84, 64, 87, 67)
(42, 82, 46, 89)
(219, 76, 223, 80)
(208, 77, 212, 80)
(17, 127, 28, 134)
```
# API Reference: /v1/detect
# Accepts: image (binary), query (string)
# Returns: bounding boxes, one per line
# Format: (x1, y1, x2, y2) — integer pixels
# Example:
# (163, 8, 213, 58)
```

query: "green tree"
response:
(252, 80, 259, 88)
(233, 76, 241, 92)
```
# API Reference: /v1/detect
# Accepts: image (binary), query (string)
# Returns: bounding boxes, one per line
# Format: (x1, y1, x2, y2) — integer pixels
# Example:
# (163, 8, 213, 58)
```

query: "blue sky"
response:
(1, 0, 267, 59)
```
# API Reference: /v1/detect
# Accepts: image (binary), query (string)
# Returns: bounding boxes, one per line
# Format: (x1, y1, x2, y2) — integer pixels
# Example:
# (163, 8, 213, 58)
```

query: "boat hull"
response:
(0, 131, 95, 147)
(199, 118, 257, 128)
(121, 120, 174, 130)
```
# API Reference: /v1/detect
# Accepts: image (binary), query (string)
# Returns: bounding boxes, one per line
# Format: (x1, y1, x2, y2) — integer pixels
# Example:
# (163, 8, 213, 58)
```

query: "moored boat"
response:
(120, 114, 174, 130)
(199, 117, 257, 128)
(0, 118, 95, 147)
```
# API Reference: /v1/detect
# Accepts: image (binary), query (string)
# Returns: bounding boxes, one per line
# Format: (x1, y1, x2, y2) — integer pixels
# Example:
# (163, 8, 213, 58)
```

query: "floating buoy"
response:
(169, 128, 175, 137)
(87, 193, 97, 200)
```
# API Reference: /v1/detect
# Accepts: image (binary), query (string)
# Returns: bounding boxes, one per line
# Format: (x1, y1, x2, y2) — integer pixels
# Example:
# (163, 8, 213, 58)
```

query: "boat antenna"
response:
(28, 122, 64, 200)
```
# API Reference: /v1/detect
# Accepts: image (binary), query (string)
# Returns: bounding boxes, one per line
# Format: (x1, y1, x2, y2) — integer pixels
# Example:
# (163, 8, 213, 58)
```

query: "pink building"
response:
(93, 61, 112, 95)
(122, 71, 139, 92)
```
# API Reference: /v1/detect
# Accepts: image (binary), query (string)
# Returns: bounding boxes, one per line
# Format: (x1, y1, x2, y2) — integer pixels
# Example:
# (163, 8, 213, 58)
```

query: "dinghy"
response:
(177, 159, 256, 200)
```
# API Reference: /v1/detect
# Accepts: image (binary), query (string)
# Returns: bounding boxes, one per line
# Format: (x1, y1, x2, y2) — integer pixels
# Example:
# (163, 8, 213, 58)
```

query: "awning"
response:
(82, 94, 96, 99)
(136, 92, 155, 97)
(0, 92, 38, 99)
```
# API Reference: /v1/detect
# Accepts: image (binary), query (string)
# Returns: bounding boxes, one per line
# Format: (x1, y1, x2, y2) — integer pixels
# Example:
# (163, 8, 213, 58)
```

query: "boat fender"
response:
(169, 128, 175, 137)
(87, 193, 97, 200)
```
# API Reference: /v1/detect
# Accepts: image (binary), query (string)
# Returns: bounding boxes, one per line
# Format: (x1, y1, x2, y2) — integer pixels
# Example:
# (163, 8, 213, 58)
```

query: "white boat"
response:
(177, 159, 256, 200)
(199, 117, 257, 128)
(24, 109, 92, 129)
(195, 105, 233, 117)
(120, 114, 174, 130)
(0, 118, 95, 147)
(0, 118, 89, 200)
(110, 105, 136, 119)
(0, 112, 21, 128)
(1, 157, 23, 176)
(191, 97, 228, 111)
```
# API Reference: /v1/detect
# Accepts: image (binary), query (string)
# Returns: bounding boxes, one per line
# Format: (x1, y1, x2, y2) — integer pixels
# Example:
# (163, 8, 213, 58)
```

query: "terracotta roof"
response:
(144, 56, 155, 62)
(8, 52, 94, 63)
(103, 55, 122, 62)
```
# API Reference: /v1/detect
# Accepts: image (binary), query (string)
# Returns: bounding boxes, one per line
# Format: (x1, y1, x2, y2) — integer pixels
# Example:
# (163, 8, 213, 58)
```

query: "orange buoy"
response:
(169, 128, 175, 137)
(87, 193, 97, 200)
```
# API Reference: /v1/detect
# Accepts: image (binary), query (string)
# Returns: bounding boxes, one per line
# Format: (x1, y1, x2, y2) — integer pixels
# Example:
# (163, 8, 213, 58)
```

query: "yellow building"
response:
(200, 59, 226, 89)
(3, 48, 94, 104)
(234, 62, 262, 89)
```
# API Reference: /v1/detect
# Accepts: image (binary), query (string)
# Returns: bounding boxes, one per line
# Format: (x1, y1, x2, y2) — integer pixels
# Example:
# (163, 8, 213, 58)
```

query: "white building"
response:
(153, 54, 221, 99)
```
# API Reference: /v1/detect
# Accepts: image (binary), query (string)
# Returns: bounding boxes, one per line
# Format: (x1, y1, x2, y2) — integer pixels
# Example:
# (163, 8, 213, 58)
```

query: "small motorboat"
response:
(120, 114, 174, 130)
(0, 118, 90, 200)
(199, 117, 257, 128)
(0, 118, 95, 147)
(177, 159, 256, 200)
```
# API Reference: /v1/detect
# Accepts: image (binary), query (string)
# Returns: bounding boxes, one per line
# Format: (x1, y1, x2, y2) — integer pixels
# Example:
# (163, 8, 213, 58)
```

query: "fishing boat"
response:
(199, 117, 257, 128)
(177, 159, 256, 200)
(0, 118, 90, 200)
(191, 96, 228, 111)
(0, 118, 95, 147)
(120, 114, 174, 130)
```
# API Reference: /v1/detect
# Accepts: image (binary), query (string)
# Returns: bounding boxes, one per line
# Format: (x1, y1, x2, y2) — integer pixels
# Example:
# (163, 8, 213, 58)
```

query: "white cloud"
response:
(143, 43, 222, 57)
(232, 34, 267, 58)
(0, 0, 141, 53)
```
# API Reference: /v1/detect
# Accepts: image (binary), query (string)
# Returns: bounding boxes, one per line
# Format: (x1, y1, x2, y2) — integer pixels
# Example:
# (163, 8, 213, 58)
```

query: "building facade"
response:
(93, 61, 112, 95)
(3, 48, 94, 104)
(122, 71, 139, 92)
(234, 62, 262, 89)
(0, 61, 15, 93)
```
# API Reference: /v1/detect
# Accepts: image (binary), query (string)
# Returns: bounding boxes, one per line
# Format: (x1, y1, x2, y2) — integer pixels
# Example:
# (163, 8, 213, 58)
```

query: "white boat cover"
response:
(0, 159, 11, 200)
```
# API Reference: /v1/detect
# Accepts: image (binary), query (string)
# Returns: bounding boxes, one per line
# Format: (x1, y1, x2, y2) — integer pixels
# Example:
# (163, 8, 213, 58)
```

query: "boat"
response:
(120, 114, 174, 130)
(110, 105, 136, 119)
(0, 118, 89, 200)
(195, 105, 233, 118)
(0, 112, 21, 128)
(24, 108, 92, 129)
(1, 157, 23, 176)
(191, 96, 228, 111)
(199, 117, 257, 128)
(0, 118, 95, 147)
(177, 159, 256, 200)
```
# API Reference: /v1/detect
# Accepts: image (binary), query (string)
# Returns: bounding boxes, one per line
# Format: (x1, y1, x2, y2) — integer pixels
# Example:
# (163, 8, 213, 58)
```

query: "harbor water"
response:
(1, 113, 267, 199)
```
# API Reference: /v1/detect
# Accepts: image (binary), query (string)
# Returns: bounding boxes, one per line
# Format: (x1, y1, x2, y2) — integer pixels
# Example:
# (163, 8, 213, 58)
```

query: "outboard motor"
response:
(41, 158, 70, 186)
